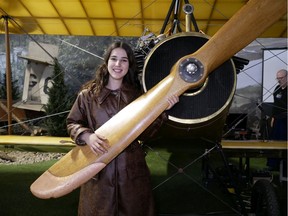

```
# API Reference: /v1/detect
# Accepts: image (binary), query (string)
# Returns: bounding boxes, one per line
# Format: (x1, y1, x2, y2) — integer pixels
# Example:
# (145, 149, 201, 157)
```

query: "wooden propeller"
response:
(30, 0, 287, 199)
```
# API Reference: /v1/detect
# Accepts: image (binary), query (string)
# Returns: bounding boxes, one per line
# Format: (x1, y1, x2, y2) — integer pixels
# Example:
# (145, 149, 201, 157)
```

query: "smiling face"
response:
(106, 47, 129, 89)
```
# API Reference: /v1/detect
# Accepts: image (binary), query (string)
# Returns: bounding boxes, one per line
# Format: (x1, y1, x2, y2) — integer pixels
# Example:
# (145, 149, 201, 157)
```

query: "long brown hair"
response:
(82, 41, 140, 96)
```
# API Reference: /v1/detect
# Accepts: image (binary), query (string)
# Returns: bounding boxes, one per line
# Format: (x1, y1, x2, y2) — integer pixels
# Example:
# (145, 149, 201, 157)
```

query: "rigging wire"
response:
(108, 0, 159, 36)
(0, 0, 286, 138)
(0, 7, 286, 134)
(58, 39, 104, 61)
(0, 2, 286, 213)
(0, 110, 70, 130)
(201, 0, 286, 65)
(147, 143, 242, 215)
(237, 49, 287, 95)
(0, 11, 91, 129)
(0, 1, 286, 148)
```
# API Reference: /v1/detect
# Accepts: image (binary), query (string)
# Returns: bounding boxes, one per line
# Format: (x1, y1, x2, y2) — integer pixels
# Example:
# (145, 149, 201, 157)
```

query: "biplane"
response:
(0, 0, 287, 215)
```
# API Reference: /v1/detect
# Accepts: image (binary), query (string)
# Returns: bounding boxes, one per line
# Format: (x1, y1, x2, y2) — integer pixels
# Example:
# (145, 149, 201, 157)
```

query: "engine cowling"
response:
(142, 32, 236, 142)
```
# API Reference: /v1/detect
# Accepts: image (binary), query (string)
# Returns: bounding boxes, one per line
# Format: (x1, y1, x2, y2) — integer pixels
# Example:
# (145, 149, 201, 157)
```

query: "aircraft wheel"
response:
(251, 179, 280, 216)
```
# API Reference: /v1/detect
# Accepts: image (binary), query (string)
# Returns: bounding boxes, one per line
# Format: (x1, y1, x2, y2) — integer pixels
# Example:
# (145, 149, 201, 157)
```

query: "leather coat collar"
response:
(96, 83, 140, 105)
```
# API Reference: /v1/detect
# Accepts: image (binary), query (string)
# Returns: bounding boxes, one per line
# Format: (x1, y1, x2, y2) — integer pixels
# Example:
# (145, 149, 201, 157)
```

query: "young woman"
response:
(66, 41, 178, 216)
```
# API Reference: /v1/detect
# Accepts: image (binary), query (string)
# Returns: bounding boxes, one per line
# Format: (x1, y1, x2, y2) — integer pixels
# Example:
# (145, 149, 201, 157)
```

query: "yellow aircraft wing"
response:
(0, 0, 286, 38)
(0, 135, 75, 153)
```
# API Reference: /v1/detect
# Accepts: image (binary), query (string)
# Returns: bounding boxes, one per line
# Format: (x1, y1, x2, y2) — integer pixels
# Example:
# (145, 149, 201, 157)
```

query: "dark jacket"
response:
(272, 85, 287, 119)
(67, 83, 166, 216)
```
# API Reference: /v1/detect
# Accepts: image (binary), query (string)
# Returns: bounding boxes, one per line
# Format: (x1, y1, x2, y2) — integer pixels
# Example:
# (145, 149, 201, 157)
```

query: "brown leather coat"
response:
(67, 83, 166, 216)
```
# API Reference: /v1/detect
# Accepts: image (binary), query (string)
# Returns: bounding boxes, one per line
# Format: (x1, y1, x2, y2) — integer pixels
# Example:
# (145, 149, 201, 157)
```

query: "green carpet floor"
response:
(0, 143, 286, 216)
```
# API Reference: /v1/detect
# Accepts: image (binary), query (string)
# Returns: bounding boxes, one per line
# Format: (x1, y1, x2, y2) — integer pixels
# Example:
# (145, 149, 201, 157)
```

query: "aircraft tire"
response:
(251, 179, 280, 216)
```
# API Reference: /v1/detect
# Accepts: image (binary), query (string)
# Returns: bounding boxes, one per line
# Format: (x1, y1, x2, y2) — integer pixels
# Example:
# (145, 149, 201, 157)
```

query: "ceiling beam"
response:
(79, 0, 96, 36)
(108, 0, 119, 36)
(49, 0, 71, 35)
(18, 0, 45, 34)
(204, 0, 217, 34)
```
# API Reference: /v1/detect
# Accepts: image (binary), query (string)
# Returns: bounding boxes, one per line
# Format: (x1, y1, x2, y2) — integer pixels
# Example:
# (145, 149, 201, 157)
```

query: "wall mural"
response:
(0, 35, 286, 138)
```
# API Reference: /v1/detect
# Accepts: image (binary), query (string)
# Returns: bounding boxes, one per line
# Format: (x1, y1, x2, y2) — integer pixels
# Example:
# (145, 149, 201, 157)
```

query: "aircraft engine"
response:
(141, 32, 236, 142)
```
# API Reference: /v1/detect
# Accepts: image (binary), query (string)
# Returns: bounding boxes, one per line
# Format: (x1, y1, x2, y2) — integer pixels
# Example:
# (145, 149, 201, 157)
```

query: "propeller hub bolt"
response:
(186, 63, 197, 74)
(179, 58, 204, 83)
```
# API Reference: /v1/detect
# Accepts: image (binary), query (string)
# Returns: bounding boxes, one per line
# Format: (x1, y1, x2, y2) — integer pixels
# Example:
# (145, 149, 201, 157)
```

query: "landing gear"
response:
(251, 179, 280, 216)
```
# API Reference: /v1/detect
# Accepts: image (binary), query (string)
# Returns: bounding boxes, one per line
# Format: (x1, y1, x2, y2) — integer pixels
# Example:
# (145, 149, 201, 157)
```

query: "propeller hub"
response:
(179, 58, 204, 83)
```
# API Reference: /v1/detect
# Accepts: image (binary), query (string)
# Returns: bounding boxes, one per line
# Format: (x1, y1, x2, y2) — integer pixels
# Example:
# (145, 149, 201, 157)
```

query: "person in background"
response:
(267, 69, 287, 170)
(66, 41, 179, 216)
(270, 69, 287, 140)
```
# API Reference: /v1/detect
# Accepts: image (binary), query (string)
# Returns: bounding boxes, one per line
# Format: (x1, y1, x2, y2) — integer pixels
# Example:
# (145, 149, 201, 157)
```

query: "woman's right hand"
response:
(81, 132, 110, 155)
(166, 95, 179, 110)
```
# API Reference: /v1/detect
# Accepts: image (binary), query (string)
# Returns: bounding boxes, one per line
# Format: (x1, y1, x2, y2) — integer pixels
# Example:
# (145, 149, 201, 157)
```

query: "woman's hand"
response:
(81, 132, 110, 155)
(166, 95, 179, 110)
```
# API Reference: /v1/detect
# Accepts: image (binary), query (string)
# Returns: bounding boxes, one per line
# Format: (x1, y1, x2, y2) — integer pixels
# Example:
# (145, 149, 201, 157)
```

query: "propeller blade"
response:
(172, 0, 287, 88)
(30, 0, 286, 199)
